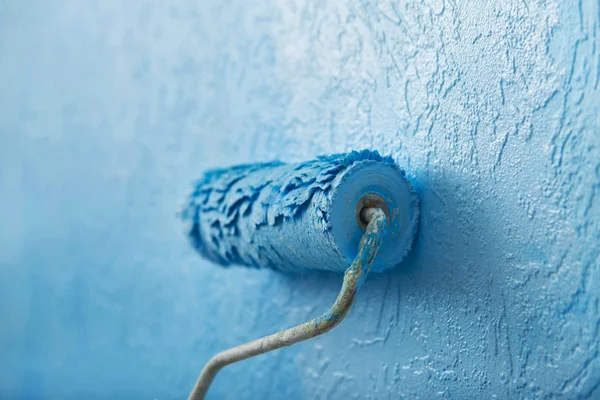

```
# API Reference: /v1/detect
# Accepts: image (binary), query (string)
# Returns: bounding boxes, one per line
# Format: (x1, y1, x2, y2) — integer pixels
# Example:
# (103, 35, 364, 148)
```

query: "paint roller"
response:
(180, 150, 419, 399)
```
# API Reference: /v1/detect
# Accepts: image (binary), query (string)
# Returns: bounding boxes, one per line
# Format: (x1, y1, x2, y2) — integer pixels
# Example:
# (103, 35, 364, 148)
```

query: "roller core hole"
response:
(355, 194, 390, 229)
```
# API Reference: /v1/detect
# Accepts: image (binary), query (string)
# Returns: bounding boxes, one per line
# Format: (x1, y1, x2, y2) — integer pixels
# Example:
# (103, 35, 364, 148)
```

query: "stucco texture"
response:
(1, 0, 599, 399)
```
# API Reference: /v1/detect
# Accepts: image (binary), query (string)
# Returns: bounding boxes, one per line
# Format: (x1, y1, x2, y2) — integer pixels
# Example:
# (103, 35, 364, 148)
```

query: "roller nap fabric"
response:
(181, 150, 419, 273)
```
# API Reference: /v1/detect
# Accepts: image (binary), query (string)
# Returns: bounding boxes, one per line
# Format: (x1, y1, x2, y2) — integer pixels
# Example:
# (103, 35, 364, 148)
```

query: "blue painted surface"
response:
(181, 150, 418, 273)
(0, 0, 598, 399)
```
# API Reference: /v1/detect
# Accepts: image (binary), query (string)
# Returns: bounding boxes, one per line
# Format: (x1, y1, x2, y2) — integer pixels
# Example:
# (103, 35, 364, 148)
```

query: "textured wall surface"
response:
(1, 0, 599, 399)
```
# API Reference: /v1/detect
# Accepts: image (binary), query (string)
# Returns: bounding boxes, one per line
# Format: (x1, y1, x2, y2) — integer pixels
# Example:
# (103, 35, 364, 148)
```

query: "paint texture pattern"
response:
(1, 0, 599, 398)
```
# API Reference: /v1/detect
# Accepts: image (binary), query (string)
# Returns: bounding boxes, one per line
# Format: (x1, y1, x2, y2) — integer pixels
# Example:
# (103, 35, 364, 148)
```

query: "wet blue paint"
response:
(1, 0, 599, 399)
(180, 150, 418, 273)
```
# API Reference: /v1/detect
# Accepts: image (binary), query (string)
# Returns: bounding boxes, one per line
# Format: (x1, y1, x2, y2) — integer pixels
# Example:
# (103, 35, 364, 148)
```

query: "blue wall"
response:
(1, 0, 599, 398)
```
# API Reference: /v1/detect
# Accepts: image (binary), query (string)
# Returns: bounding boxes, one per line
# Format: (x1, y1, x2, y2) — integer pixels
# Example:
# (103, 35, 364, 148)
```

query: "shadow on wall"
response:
(279, 165, 496, 303)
